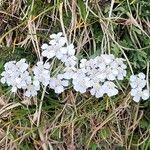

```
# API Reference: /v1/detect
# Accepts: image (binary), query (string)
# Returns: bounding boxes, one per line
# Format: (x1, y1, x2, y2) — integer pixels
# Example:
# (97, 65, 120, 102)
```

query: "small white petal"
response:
(130, 75, 137, 82)
(138, 72, 145, 79)
(41, 43, 48, 49)
(95, 90, 104, 98)
(90, 89, 96, 96)
(60, 47, 68, 54)
(33, 80, 40, 86)
(56, 52, 63, 59)
(42, 50, 48, 57)
(24, 91, 31, 97)
(55, 86, 64, 94)
(62, 80, 69, 87)
(1, 77, 6, 84)
(107, 74, 116, 81)
(11, 86, 17, 92)
(133, 96, 141, 102)
(142, 90, 150, 100)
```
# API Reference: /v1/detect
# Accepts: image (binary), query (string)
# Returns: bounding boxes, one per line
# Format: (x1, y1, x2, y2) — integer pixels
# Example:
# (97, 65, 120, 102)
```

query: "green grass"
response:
(0, 0, 150, 149)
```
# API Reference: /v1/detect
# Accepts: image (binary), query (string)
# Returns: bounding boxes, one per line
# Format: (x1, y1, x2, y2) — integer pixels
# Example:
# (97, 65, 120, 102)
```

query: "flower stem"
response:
(37, 86, 46, 127)
(37, 87, 48, 150)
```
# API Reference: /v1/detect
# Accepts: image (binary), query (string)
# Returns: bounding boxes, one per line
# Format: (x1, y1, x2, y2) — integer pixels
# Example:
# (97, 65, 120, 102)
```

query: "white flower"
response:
(105, 67, 116, 81)
(49, 32, 66, 47)
(33, 61, 51, 87)
(1, 59, 31, 93)
(1, 61, 16, 85)
(130, 72, 150, 102)
(102, 81, 118, 97)
(72, 71, 91, 93)
(80, 59, 88, 68)
(49, 74, 69, 94)
(90, 82, 104, 98)
(95, 72, 107, 81)
(59, 44, 75, 56)
(1, 45, 130, 99)
(110, 58, 127, 80)
(101, 54, 115, 65)
(56, 44, 77, 67)
(63, 56, 77, 67)
(111, 58, 126, 69)
(16, 59, 29, 73)
(116, 69, 127, 80)
(130, 73, 146, 89)
(78, 54, 127, 83)
(79, 58, 103, 83)
(142, 89, 150, 100)
(138, 72, 145, 79)
(41, 44, 56, 59)
(41, 33, 77, 66)
(24, 84, 40, 97)
(62, 66, 77, 80)
(131, 88, 150, 102)
(14, 71, 31, 89)
(41, 32, 67, 59)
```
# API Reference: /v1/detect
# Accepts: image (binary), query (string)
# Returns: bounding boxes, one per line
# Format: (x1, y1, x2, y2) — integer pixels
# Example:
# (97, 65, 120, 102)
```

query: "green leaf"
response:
(99, 128, 110, 140)
(111, 43, 120, 56)
(78, 0, 87, 21)
(140, 119, 150, 129)
(89, 143, 98, 150)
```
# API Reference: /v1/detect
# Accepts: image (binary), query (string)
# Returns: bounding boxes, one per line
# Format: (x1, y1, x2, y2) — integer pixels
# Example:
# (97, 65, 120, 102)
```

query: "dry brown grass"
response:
(0, 0, 150, 149)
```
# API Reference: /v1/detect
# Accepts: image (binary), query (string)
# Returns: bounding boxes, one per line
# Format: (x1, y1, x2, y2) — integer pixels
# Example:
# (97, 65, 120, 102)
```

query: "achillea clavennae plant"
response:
(130, 73, 150, 102)
(0, 32, 150, 102)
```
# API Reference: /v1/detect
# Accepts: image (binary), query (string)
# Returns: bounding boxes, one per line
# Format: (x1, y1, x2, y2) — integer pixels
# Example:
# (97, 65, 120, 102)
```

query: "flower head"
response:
(131, 88, 149, 102)
(72, 71, 91, 93)
(62, 66, 77, 80)
(1, 59, 31, 93)
(41, 44, 56, 59)
(49, 32, 66, 46)
(90, 82, 104, 98)
(55, 44, 77, 67)
(49, 74, 69, 94)
(33, 61, 51, 87)
(130, 73, 146, 89)
(130, 72, 150, 102)
(41, 32, 67, 60)
(102, 81, 118, 97)
(24, 83, 40, 97)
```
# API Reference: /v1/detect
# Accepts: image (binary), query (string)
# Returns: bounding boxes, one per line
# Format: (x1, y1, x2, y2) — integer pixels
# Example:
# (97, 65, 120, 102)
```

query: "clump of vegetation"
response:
(0, 0, 150, 149)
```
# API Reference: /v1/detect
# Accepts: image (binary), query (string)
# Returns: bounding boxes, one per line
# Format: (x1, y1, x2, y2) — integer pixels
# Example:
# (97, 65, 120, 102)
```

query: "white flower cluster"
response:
(0, 59, 37, 97)
(1, 59, 29, 92)
(41, 32, 77, 67)
(1, 32, 149, 103)
(130, 73, 150, 102)
(0, 59, 68, 97)
(0, 32, 76, 97)
(71, 54, 127, 98)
